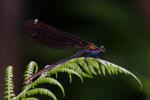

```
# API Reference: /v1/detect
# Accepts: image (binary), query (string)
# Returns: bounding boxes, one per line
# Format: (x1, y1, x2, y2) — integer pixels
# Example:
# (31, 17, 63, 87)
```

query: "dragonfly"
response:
(24, 19, 105, 84)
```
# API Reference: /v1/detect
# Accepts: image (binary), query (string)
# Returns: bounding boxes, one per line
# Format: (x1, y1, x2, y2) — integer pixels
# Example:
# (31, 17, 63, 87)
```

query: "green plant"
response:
(4, 57, 142, 100)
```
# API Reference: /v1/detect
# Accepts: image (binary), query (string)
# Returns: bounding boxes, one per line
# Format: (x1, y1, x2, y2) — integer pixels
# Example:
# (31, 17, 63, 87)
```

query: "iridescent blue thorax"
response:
(78, 49, 100, 58)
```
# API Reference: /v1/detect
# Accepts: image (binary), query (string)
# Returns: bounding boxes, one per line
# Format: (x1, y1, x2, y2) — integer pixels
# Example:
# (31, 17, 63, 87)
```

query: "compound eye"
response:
(100, 45, 105, 53)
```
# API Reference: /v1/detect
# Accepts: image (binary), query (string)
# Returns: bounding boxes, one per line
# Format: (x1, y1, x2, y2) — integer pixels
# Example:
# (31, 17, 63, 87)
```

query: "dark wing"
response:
(25, 19, 88, 48)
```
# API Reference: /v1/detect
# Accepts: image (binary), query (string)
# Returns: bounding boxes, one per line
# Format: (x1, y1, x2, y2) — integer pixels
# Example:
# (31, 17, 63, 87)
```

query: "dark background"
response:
(0, 0, 150, 100)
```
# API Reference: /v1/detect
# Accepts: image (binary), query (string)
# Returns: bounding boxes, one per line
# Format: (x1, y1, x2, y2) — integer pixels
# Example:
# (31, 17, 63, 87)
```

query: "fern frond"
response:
(24, 61, 38, 80)
(4, 66, 15, 100)
(47, 57, 142, 89)
(50, 67, 83, 83)
(30, 77, 65, 97)
(25, 88, 57, 100)
(3, 57, 141, 100)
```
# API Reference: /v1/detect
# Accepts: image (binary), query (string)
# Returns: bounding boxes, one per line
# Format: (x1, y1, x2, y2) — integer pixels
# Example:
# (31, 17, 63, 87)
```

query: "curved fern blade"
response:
(30, 77, 65, 97)
(52, 59, 93, 78)
(50, 67, 83, 83)
(97, 58, 142, 89)
(48, 57, 142, 89)
(25, 88, 57, 100)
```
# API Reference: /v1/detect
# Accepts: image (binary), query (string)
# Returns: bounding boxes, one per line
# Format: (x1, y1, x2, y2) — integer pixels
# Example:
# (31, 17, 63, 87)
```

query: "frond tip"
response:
(97, 59, 142, 89)
(4, 66, 15, 100)
(24, 61, 38, 80)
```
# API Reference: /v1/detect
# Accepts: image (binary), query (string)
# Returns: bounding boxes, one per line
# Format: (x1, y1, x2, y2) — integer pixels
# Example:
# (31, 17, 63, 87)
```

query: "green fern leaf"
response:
(49, 67, 83, 83)
(30, 77, 65, 97)
(85, 57, 142, 88)
(4, 56, 141, 100)
(24, 61, 38, 80)
(4, 66, 15, 100)
(47, 57, 142, 89)
(25, 88, 57, 100)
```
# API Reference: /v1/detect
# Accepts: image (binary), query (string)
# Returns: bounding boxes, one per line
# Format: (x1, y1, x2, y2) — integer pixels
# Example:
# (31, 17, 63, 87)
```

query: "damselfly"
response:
(24, 19, 105, 84)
